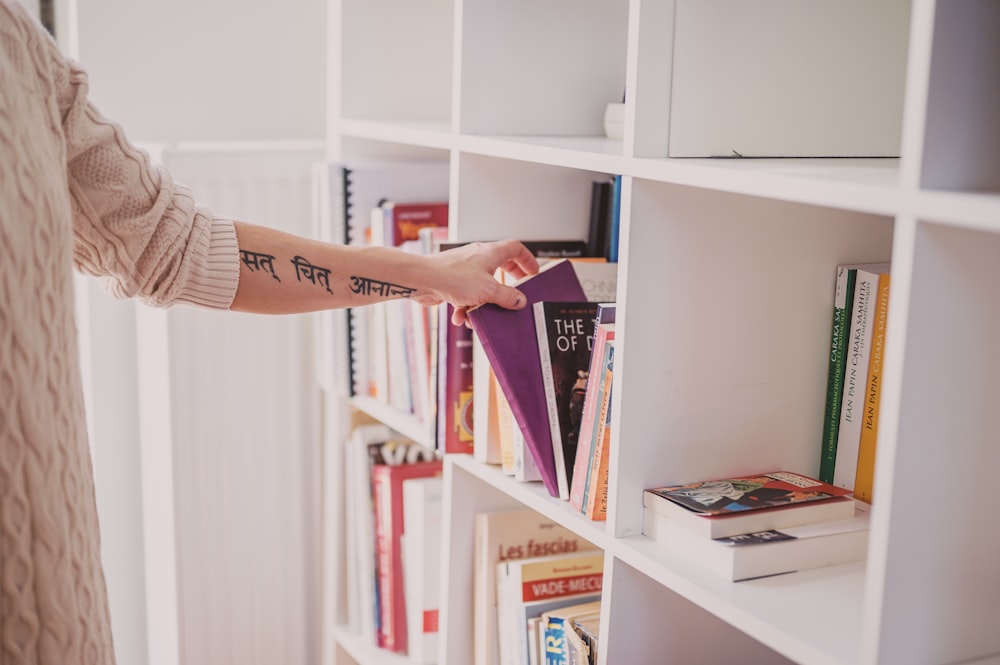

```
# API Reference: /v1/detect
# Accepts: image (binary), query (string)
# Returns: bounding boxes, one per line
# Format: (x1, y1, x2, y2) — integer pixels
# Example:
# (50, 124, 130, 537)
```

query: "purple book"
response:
(467, 259, 587, 497)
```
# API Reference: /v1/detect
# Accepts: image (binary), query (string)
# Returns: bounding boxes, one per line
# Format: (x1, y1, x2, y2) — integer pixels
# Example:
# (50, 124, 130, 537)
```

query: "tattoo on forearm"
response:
(240, 250, 281, 282)
(348, 275, 417, 298)
(290, 255, 334, 294)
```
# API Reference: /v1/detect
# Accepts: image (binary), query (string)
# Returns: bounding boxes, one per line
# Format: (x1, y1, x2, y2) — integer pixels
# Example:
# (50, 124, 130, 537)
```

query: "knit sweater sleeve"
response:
(50, 38, 240, 309)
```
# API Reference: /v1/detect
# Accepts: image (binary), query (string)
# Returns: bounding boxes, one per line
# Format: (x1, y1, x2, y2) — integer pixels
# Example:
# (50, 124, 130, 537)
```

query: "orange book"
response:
(854, 273, 891, 504)
(584, 341, 615, 520)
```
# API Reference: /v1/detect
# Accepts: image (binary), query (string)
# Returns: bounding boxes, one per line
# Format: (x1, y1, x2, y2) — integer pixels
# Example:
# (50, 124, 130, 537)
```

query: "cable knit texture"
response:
(1, 3, 240, 663)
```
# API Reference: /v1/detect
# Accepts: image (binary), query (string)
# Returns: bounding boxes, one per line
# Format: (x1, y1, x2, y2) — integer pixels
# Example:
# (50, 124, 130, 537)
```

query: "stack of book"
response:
(642, 471, 869, 581)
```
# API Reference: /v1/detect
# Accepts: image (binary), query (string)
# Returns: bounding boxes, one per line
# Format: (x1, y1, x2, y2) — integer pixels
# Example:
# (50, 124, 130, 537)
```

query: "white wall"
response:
(75, 0, 325, 142)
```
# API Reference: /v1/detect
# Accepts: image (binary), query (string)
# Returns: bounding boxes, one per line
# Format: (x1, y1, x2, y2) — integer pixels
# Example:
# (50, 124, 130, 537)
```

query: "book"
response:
(495, 551, 604, 665)
(583, 340, 615, 521)
(571, 613, 600, 665)
(819, 261, 891, 483)
(467, 259, 588, 497)
(473, 509, 599, 665)
(436, 303, 475, 454)
(568, 310, 616, 513)
(344, 426, 437, 643)
(323, 159, 450, 397)
(607, 175, 622, 262)
(577, 330, 615, 515)
(854, 272, 891, 504)
(371, 458, 444, 653)
(586, 179, 612, 259)
(568, 259, 618, 304)
(643, 471, 855, 539)
(534, 301, 601, 500)
(834, 265, 891, 491)
(401, 476, 443, 664)
(541, 600, 601, 665)
(643, 505, 870, 581)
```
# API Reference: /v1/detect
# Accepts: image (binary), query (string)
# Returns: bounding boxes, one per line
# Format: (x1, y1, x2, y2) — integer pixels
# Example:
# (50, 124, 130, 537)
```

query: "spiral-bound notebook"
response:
(314, 159, 449, 396)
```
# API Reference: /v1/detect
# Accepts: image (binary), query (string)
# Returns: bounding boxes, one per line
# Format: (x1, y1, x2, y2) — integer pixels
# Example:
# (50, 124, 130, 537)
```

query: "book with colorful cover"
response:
(534, 301, 601, 500)
(644, 471, 855, 539)
(371, 458, 444, 653)
(495, 551, 604, 665)
(473, 509, 599, 665)
(541, 600, 602, 665)
(577, 331, 615, 516)
(437, 302, 475, 454)
(467, 259, 587, 497)
(854, 272, 891, 504)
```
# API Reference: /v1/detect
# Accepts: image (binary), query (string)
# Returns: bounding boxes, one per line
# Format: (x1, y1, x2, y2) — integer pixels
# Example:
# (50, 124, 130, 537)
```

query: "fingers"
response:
(492, 239, 540, 280)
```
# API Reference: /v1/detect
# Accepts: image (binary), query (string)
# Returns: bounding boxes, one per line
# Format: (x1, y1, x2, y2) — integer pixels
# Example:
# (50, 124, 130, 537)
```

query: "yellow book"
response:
(854, 272, 891, 504)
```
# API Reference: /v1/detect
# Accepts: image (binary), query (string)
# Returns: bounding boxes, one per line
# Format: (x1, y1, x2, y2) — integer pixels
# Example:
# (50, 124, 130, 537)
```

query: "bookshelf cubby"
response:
(321, 1, 1000, 664)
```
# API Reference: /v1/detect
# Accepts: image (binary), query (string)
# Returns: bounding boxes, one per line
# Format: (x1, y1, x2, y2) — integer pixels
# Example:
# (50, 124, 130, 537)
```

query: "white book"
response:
(642, 506, 870, 581)
(472, 333, 502, 464)
(834, 265, 891, 490)
(473, 510, 599, 665)
(402, 476, 443, 665)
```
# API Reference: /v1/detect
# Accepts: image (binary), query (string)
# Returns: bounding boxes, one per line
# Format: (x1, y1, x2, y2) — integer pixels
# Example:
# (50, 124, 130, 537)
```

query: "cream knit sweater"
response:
(1, 2, 241, 663)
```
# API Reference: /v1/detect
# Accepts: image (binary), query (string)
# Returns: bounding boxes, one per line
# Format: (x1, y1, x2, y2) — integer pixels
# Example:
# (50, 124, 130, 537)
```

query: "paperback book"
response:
(495, 551, 604, 665)
(643, 505, 870, 581)
(534, 301, 601, 500)
(473, 509, 599, 665)
(644, 470, 855, 539)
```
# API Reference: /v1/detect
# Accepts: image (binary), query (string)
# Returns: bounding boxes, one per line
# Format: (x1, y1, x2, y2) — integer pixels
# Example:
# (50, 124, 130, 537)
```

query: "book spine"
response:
(584, 345, 615, 520)
(819, 265, 856, 483)
(581, 342, 614, 514)
(568, 327, 613, 511)
(544, 617, 569, 665)
(833, 269, 880, 491)
(534, 302, 570, 499)
(854, 273, 891, 504)
(371, 467, 395, 649)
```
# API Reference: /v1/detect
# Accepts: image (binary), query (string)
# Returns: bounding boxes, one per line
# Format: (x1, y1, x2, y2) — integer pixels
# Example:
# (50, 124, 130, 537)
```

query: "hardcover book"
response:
(534, 301, 601, 500)
(473, 509, 599, 665)
(643, 505, 870, 581)
(495, 551, 604, 665)
(644, 471, 854, 539)
(467, 259, 587, 497)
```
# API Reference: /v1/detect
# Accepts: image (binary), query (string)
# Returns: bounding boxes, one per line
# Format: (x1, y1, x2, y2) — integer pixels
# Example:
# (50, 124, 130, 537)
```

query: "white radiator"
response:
(134, 141, 325, 665)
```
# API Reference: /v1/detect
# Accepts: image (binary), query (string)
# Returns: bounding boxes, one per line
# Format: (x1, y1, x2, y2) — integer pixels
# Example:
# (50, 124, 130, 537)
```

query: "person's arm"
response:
(230, 222, 539, 322)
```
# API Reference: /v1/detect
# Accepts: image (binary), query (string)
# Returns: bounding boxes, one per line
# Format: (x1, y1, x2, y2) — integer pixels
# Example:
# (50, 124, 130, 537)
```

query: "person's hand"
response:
(416, 240, 539, 326)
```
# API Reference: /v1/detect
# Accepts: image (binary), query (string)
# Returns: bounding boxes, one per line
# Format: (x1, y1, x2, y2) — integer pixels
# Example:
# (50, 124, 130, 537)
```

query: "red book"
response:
(380, 201, 449, 247)
(437, 303, 475, 454)
(371, 459, 443, 653)
(467, 259, 587, 497)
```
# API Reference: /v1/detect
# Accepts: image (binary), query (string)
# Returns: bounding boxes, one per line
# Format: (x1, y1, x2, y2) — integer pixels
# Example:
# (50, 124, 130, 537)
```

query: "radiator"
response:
(135, 141, 325, 665)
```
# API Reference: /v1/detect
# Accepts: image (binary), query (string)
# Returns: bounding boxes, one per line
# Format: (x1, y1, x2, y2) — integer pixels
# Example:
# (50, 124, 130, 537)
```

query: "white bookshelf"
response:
(322, 1, 1000, 664)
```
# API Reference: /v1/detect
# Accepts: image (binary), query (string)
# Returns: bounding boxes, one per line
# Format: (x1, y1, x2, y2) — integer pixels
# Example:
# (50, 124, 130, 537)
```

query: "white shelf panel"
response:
(912, 188, 1000, 232)
(448, 454, 612, 551)
(333, 627, 411, 665)
(337, 118, 454, 150)
(614, 535, 867, 665)
(349, 396, 434, 449)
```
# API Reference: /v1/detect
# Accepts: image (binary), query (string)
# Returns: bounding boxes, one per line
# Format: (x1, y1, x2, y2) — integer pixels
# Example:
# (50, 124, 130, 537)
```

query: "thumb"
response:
(492, 285, 527, 312)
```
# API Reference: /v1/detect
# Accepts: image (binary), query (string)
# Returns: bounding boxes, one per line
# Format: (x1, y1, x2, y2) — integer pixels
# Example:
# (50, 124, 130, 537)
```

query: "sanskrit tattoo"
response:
(348, 275, 417, 298)
(240, 249, 281, 282)
(290, 255, 334, 294)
